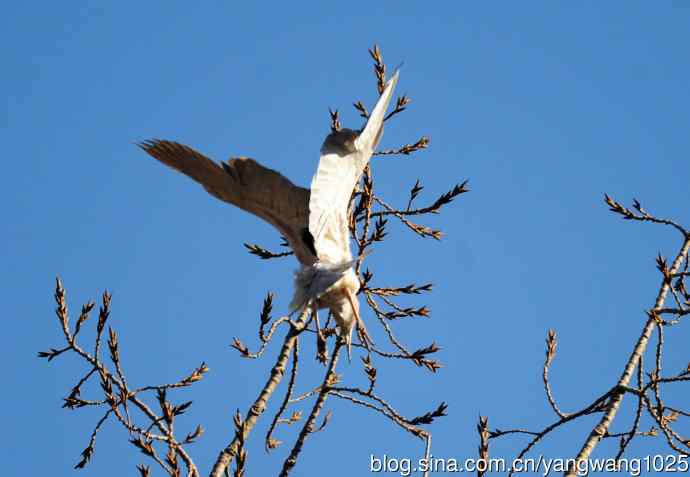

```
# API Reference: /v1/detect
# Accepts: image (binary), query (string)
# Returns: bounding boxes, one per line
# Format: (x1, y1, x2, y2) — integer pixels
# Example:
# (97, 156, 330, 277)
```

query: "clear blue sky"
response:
(3, 2, 690, 475)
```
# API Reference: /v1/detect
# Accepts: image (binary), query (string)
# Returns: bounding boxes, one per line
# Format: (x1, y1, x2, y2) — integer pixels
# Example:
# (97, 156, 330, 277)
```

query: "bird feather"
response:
(308, 70, 400, 265)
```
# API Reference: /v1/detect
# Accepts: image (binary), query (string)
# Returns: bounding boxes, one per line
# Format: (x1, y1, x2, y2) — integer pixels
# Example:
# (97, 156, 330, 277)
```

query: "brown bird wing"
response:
(139, 139, 315, 266)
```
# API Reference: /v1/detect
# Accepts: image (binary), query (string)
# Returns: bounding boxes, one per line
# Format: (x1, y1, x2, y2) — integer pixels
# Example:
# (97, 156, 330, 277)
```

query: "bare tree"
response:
(478, 197, 690, 476)
(39, 46, 468, 477)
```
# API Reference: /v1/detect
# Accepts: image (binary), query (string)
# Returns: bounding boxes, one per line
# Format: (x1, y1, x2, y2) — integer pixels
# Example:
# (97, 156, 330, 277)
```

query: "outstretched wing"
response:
(139, 139, 316, 266)
(308, 70, 400, 264)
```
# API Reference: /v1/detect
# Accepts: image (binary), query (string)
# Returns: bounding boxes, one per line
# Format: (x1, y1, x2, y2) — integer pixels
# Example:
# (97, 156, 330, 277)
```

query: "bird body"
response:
(140, 71, 399, 358)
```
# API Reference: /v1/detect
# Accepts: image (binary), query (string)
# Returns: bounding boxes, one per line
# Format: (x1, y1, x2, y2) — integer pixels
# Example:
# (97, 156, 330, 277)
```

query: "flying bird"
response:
(139, 71, 399, 358)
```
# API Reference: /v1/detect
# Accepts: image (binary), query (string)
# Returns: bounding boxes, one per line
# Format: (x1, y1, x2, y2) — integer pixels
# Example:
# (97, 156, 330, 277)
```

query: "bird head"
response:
(321, 129, 358, 156)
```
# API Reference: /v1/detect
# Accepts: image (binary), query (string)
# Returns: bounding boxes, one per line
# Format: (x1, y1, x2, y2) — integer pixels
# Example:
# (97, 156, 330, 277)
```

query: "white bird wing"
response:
(139, 139, 316, 266)
(308, 70, 400, 264)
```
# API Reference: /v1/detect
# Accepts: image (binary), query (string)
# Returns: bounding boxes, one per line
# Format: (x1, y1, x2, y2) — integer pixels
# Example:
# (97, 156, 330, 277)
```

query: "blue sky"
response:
(3, 2, 690, 475)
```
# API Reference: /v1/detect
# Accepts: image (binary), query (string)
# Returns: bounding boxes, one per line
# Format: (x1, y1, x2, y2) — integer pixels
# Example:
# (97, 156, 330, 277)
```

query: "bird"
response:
(139, 70, 399, 359)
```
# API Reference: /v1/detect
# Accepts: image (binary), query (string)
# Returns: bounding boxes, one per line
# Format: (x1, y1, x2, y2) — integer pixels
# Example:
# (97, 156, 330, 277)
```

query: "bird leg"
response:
(345, 289, 372, 356)
(312, 302, 321, 334)
(312, 303, 327, 364)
